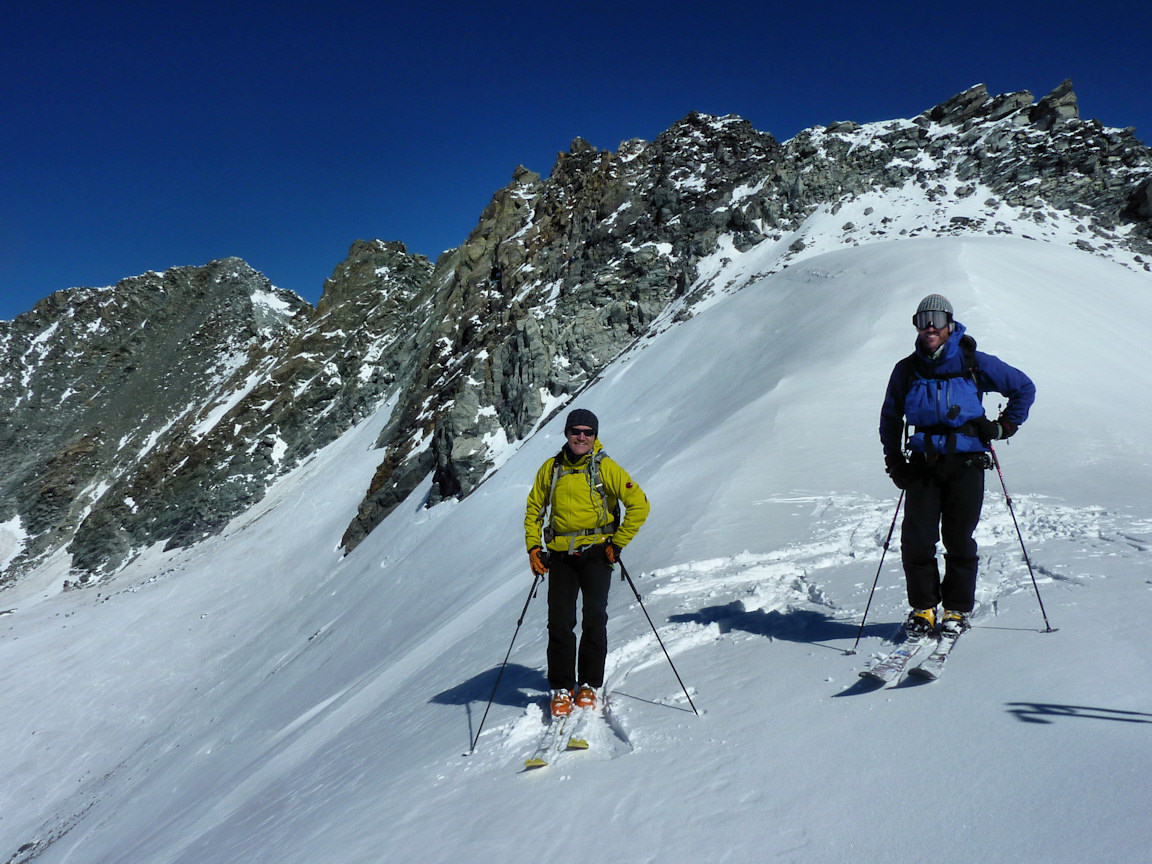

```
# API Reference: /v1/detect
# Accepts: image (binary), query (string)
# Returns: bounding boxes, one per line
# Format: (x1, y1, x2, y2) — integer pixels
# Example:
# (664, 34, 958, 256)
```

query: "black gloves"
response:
(972, 415, 1018, 444)
(885, 455, 915, 490)
(970, 416, 1002, 444)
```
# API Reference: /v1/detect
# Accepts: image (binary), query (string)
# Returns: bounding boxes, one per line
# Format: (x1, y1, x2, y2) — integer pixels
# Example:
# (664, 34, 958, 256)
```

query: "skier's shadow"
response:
(431, 662, 547, 709)
(669, 601, 891, 650)
(433, 663, 549, 752)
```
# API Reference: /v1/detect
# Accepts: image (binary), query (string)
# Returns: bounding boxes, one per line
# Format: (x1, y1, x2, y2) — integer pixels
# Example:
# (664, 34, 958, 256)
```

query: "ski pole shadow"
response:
(669, 601, 893, 653)
(1005, 703, 1152, 725)
(609, 689, 697, 715)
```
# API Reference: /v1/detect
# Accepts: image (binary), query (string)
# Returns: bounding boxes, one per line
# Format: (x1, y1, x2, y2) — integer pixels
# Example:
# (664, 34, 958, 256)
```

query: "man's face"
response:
(918, 321, 951, 353)
(566, 426, 595, 456)
(914, 309, 952, 353)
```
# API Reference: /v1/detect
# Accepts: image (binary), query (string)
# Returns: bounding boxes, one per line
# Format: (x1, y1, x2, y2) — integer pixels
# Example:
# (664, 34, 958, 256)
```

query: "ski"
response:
(908, 627, 966, 680)
(523, 703, 600, 769)
(565, 703, 599, 751)
(524, 712, 572, 769)
(859, 633, 933, 684)
(567, 732, 590, 751)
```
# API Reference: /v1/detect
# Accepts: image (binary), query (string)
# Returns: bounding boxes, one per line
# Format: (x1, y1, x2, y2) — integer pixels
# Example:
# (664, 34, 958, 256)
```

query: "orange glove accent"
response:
(604, 542, 621, 564)
(528, 546, 549, 576)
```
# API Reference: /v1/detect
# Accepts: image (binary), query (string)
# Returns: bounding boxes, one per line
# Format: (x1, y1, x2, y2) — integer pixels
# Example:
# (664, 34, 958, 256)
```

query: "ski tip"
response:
(524, 757, 549, 769)
(566, 737, 589, 751)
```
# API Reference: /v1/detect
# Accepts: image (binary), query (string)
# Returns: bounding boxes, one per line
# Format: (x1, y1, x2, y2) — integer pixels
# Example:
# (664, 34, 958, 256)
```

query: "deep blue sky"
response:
(3, 0, 1149, 321)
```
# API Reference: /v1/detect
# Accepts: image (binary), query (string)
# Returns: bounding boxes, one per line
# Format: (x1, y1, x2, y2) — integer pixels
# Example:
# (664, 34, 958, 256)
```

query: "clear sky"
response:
(3, 0, 1149, 321)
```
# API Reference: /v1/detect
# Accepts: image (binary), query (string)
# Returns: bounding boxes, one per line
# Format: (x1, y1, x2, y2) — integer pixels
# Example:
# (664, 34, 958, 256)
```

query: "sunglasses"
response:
(566, 427, 596, 438)
(913, 309, 951, 331)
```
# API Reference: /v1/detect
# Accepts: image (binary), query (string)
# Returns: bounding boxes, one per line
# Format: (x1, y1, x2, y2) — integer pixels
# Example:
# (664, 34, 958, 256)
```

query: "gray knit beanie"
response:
(912, 294, 954, 330)
(915, 294, 953, 316)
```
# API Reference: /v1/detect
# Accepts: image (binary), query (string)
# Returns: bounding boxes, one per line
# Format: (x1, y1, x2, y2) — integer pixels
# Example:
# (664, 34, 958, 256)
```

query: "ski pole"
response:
(618, 559, 699, 716)
(847, 490, 904, 655)
(988, 443, 1055, 633)
(469, 572, 543, 753)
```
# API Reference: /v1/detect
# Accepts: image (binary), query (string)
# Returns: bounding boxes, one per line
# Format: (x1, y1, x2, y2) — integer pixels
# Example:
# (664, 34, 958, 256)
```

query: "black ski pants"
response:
(900, 458, 985, 614)
(546, 545, 612, 692)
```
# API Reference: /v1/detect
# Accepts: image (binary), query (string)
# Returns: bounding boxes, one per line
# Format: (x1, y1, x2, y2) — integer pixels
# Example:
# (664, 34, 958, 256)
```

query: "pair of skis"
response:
(523, 704, 597, 770)
(859, 626, 965, 684)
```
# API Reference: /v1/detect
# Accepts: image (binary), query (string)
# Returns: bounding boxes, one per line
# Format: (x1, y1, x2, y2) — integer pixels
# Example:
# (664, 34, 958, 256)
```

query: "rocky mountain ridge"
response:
(1, 80, 1149, 586)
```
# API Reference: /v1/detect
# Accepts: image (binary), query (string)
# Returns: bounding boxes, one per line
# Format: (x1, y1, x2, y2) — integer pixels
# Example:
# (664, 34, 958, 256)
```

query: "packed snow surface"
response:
(2, 236, 1151, 863)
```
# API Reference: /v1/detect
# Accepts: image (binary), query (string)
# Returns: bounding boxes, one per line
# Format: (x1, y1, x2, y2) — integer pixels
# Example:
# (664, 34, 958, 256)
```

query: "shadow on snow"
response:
(1005, 703, 1152, 725)
(431, 662, 548, 709)
(434, 663, 550, 754)
(669, 601, 895, 650)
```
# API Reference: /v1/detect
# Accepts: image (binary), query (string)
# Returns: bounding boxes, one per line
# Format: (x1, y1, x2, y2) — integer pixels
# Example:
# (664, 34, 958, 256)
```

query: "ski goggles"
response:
(913, 309, 951, 330)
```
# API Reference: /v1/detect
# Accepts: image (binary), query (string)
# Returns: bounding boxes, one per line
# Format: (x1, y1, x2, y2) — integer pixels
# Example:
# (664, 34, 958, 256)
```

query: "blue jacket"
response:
(880, 322, 1035, 460)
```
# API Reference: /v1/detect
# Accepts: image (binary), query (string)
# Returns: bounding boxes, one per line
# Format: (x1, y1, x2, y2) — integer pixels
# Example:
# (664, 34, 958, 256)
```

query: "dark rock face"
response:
(2, 82, 1150, 585)
(1, 248, 433, 582)
(1, 259, 310, 580)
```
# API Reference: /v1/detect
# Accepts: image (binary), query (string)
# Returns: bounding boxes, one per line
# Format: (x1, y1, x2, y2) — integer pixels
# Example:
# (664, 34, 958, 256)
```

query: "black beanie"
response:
(564, 408, 599, 435)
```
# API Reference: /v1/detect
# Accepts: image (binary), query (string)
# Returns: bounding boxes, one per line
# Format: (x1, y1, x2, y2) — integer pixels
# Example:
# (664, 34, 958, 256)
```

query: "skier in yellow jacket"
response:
(524, 408, 649, 717)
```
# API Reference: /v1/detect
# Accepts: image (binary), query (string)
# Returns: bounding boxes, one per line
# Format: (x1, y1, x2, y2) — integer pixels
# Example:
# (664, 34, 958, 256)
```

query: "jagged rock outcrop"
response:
(1, 81, 1150, 585)
(1125, 174, 1152, 220)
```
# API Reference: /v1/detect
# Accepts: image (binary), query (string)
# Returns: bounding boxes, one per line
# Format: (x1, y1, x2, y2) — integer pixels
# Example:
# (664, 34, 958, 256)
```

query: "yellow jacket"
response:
(524, 440, 650, 553)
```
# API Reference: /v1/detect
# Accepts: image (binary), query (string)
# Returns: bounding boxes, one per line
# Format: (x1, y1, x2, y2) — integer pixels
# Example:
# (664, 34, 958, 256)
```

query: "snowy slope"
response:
(2, 235, 1151, 864)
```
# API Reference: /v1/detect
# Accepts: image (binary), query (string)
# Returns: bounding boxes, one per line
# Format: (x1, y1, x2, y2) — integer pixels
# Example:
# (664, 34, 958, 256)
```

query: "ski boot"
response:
(940, 610, 971, 635)
(550, 689, 573, 717)
(574, 684, 597, 710)
(904, 607, 937, 637)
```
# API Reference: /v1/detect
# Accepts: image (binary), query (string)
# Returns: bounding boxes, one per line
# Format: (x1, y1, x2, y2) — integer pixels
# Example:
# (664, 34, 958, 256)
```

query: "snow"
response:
(0, 515, 26, 572)
(2, 233, 1152, 864)
(189, 363, 272, 441)
(250, 288, 296, 316)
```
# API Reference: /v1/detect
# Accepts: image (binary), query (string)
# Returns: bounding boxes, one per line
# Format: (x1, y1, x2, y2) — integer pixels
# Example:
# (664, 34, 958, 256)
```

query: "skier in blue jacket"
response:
(879, 294, 1035, 636)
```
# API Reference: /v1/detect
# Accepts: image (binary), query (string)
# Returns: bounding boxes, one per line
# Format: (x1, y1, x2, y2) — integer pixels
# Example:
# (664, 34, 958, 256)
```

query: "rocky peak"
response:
(1031, 79, 1080, 130)
(0, 259, 310, 582)
(919, 80, 1079, 131)
(316, 240, 430, 314)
